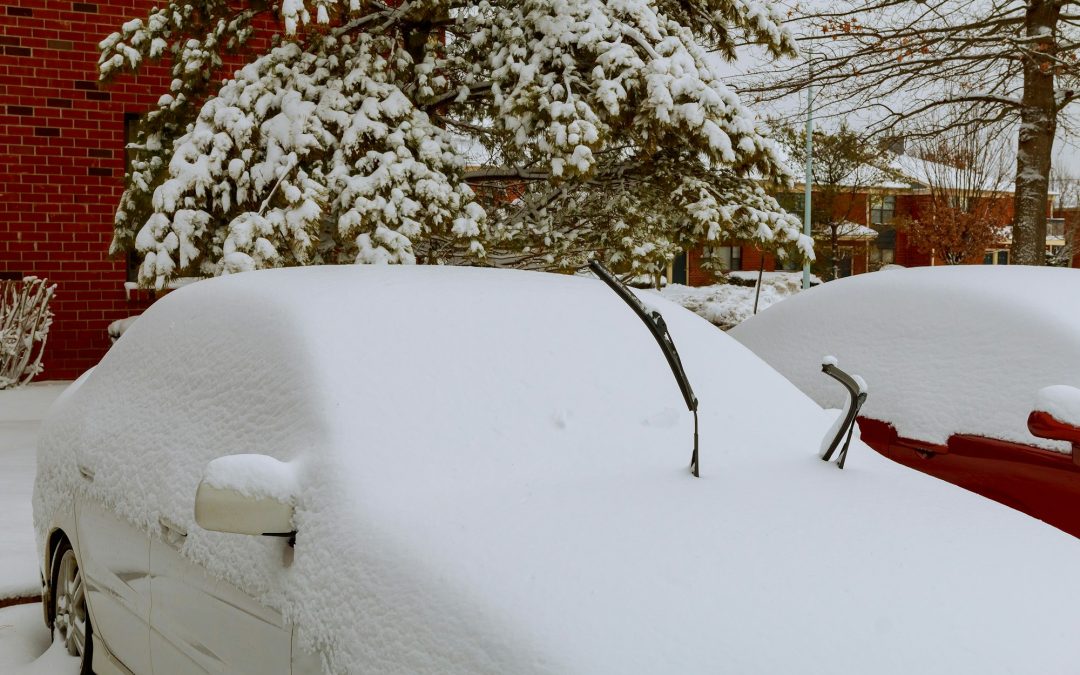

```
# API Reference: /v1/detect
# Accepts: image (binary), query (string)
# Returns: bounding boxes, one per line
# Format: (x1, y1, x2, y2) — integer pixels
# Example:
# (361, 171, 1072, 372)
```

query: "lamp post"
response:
(802, 53, 814, 291)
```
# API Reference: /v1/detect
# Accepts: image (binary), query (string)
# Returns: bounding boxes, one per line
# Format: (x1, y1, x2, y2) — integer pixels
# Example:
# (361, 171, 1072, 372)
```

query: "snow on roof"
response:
(887, 152, 1014, 194)
(731, 265, 1080, 451)
(774, 142, 1016, 194)
(35, 266, 1080, 673)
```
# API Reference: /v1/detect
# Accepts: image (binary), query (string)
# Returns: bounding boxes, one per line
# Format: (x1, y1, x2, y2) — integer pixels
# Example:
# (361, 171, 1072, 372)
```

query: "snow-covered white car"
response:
(33, 266, 1080, 674)
(731, 265, 1080, 538)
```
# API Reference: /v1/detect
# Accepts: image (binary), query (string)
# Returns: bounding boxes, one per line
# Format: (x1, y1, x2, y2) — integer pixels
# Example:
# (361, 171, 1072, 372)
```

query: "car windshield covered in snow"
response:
(34, 266, 1080, 674)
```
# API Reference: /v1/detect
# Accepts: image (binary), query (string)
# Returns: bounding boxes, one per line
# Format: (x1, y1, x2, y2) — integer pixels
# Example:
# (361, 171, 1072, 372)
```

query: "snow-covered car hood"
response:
(730, 265, 1080, 452)
(35, 266, 1080, 673)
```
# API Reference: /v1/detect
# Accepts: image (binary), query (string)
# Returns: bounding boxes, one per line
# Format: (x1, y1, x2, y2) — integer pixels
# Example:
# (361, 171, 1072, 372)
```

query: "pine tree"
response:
(101, 0, 813, 288)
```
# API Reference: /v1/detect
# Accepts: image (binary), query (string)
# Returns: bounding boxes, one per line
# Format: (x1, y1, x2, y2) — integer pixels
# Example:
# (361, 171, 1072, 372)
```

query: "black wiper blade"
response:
(589, 261, 701, 477)
(820, 360, 868, 470)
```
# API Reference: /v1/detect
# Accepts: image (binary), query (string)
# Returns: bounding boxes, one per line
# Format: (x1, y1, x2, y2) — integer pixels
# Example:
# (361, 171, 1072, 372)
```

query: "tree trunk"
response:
(1012, 0, 1059, 266)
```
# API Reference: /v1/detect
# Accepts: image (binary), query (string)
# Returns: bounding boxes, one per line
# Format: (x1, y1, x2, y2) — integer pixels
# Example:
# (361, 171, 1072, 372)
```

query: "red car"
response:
(731, 265, 1080, 536)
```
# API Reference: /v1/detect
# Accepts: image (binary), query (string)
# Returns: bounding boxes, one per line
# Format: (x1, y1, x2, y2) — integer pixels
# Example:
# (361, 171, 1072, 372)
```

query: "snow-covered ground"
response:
(0, 382, 74, 674)
(658, 271, 817, 330)
(0, 603, 75, 674)
(0, 382, 69, 601)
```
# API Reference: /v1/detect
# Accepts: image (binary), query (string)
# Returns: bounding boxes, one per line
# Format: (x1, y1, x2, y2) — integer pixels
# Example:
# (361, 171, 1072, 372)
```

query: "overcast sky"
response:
(708, 4, 1080, 183)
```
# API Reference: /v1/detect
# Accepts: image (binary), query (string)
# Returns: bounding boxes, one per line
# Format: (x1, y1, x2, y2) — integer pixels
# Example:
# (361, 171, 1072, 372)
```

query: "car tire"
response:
(51, 541, 94, 675)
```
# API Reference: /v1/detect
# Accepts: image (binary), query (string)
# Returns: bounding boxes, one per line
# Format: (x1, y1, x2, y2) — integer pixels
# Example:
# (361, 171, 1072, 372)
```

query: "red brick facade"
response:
(684, 187, 1064, 285)
(1, 0, 170, 379)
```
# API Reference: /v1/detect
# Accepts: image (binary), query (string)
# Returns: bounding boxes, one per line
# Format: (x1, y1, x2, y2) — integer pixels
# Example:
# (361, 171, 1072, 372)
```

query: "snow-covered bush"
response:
(108, 315, 140, 344)
(101, 0, 813, 289)
(0, 277, 55, 389)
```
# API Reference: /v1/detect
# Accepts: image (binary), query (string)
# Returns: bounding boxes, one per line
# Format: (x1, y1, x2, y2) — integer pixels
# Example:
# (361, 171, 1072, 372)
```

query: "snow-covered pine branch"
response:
(105, 0, 811, 289)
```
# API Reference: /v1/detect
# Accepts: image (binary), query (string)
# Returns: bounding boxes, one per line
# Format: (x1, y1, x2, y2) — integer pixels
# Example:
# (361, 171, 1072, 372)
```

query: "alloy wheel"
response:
(54, 549, 87, 658)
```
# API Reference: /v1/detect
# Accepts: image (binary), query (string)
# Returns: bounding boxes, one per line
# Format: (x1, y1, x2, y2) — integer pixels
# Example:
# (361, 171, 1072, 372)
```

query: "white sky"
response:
(707, 7, 1080, 181)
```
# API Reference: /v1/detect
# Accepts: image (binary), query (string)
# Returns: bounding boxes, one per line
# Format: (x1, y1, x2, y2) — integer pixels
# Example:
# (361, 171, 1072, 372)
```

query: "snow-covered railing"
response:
(0, 277, 55, 389)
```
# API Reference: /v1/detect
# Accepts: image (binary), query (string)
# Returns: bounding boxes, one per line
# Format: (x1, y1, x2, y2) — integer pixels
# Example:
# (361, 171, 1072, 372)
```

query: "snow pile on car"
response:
(1036, 385, 1080, 428)
(33, 266, 1080, 674)
(731, 265, 1080, 451)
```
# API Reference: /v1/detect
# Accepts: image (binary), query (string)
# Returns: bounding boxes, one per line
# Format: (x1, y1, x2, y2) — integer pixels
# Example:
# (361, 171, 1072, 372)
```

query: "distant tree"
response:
(1049, 166, 1080, 265)
(100, 0, 813, 289)
(742, 0, 1080, 265)
(898, 119, 1014, 265)
(774, 122, 892, 279)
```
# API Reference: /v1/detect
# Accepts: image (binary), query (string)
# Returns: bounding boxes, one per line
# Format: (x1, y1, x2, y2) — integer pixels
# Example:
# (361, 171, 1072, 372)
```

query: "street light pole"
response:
(802, 54, 814, 291)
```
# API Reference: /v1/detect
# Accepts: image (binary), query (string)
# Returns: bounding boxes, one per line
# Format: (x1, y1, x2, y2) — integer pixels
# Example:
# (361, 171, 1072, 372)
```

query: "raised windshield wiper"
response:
(819, 357, 868, 470)
(589, 261, 701, 477)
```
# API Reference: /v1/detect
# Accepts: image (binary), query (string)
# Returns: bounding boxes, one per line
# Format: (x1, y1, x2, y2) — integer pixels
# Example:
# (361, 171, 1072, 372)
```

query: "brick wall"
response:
(0, 0, 175, 379)
(739, 248, 776, 274)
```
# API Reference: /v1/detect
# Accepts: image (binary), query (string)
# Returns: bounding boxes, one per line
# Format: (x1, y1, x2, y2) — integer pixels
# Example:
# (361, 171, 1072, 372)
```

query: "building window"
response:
(984, 249, 1009, 265)
(870, 228, 896, 268)
(705, 245, 742, 272)
(869, 195, 896, 225)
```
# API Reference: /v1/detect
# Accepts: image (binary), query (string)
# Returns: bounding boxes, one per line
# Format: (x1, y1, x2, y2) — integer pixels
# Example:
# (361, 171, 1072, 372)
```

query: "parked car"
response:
(34, 265, 1080, 674)
(731, 264, 1080, 537)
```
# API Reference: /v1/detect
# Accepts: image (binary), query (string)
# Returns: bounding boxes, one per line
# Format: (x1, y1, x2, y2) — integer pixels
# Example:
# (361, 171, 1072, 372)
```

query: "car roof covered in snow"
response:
(36, 265, 1080, 673)
(730, 265, 1080, 452)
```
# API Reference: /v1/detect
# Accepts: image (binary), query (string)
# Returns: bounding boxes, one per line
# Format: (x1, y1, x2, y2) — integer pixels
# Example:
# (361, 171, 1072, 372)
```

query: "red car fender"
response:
(857, 416, 1080, 538)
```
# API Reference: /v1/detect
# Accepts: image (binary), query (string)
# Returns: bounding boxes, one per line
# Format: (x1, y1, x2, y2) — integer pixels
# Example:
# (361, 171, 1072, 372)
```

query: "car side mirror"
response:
(1028, 386, 1080, 466)
(194, 454, 297, 539)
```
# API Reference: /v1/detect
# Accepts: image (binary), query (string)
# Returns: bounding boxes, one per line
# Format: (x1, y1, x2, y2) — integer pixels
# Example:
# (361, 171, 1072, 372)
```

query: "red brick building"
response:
(1, 0, 169, 379)
(675, 161, 1069, 286)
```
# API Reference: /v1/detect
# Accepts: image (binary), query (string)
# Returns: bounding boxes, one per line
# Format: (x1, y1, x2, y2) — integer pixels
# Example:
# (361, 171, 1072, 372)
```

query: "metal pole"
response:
(802, 55, 814, 291)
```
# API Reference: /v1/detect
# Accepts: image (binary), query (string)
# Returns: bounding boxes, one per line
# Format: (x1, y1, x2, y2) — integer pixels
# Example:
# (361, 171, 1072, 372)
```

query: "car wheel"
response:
(52, 543, 94, 675)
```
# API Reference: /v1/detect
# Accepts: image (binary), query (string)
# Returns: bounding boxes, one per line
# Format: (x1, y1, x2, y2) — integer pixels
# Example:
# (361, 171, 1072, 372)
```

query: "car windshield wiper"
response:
(819, 358, 868, 470)
(588, 261, 701, 477)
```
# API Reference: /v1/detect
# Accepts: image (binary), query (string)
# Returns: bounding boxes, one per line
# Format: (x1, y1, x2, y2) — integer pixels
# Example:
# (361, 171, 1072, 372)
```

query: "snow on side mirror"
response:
(819, 356, 868, 470)
(194, 454, 297, 538)
(1029, 386, 1080, 466)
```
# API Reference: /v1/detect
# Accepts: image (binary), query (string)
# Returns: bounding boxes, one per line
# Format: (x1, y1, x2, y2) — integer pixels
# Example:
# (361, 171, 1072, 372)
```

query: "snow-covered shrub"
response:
(101, 0, 813, 289)
(108, 315, 141, 344)
(0, 277, 55, 389)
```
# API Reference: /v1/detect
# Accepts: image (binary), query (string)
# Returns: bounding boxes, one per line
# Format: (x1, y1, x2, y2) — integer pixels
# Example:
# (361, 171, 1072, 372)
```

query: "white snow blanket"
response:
(659, 272, 815, 330)
(34, 266, 1080, 673)
(731, 265, 1080, 452)
(0, 382, 69, 600)
(0, 603, 77, 674)
(1036, 385, 1080, 429)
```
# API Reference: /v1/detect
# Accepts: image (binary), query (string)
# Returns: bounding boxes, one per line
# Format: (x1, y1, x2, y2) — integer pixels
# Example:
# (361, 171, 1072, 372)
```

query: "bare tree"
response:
(742, 0, 1080, 265)
(1049, 165, 1080, 264)
(898, 118, 1015, 265)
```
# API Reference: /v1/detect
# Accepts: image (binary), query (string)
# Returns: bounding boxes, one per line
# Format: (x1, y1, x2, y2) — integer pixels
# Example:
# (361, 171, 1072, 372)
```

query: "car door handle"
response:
(159, 517, 187, 548)
(78, 465, 95, 481)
